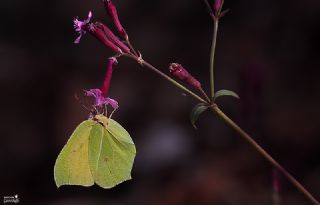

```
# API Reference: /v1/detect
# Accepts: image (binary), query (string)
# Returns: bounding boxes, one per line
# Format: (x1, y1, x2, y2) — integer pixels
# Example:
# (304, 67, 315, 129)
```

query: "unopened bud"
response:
(85, 23, 121, 53)
(213, 0, 224, 15)
(103, 0, 128, 38)
(96, 23, 130, 53)
(169, 63, 201, 89)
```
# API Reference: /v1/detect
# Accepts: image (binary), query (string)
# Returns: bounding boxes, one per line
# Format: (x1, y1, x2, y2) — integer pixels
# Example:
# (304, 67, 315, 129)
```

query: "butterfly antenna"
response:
(74, 93, 91, 111)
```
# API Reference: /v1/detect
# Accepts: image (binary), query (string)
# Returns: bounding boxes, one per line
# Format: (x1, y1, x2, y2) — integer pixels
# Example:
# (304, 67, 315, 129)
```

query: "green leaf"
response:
(213, 89, 240, 101)
(54, 114, 136, 189)
(190, 103, 208, 129)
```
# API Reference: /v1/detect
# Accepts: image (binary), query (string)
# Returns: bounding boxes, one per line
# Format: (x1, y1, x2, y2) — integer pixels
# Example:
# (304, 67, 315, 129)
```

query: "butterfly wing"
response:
(54, 120, 96, 187)
(88, 117, 136, 188)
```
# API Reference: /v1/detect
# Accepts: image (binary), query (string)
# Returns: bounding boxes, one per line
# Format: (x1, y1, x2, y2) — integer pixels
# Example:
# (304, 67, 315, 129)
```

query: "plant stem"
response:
(123, 53, 207, 104)
(202, 0, 214, 15)
(210, 18, 219, 99)
(199, 87, 211, 102)
(122, 32, 319, 205)
(123, 53, 319, 205)
(210, 104, 320, 205)
(125, 37, 139, 57)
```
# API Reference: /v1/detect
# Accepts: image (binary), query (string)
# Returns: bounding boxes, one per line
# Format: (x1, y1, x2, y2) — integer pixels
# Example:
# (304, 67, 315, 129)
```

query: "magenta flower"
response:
(84, 58, 119, 110)
(84, 89, 119, 109)
(73, 12, 122, 53)
(74, 11, 92, 44)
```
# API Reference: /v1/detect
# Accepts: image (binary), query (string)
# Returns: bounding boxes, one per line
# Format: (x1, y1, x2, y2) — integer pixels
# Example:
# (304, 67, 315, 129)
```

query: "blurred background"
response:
(1, 0, 320, 204)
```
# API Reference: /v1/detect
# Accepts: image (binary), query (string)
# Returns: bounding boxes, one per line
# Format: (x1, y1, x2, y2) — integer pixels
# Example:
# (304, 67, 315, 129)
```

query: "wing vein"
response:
(95, 126, 104, 171)
(106, 131, 119, 184)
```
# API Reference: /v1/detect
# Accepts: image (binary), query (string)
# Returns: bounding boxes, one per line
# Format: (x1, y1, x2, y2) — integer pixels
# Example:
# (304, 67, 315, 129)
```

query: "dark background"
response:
(1, 0, 320, 204)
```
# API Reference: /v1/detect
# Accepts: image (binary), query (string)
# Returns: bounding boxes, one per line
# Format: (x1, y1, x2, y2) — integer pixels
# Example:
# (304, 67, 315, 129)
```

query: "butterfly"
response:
(54, 114, 136, 188)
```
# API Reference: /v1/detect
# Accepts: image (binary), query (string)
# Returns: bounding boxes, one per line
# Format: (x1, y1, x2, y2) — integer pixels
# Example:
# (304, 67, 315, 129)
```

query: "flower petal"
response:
(84, 89, 118, 109)
(73, 11, 93, 43)
(106, 97, 119, 109)
(84, 89, 101, 98)
(74, 35, 82, 44)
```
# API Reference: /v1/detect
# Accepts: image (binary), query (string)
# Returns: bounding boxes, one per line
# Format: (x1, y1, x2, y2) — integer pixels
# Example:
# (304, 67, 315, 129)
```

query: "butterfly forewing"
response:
(54, 120, 96, 187)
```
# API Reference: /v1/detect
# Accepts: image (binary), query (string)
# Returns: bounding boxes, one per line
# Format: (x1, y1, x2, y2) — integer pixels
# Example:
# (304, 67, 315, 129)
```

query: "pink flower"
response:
(73, 12, 122, 53)
(84, 58, 119, 110)
(84, 89, 119, 109)
(73, 11, 92, 43)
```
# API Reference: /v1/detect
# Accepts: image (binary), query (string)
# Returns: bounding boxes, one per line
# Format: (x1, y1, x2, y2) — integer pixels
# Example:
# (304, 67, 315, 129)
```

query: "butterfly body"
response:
(94, 114, 109, 128)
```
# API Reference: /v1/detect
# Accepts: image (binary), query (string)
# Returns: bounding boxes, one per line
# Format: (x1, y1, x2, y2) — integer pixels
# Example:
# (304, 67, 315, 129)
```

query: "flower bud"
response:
(213, 0, 224, 15)
(86, 23, 121, 53)
(96, 23, 130, 53)
(103, 0, 128, 38)
(169, 63, 201, 89)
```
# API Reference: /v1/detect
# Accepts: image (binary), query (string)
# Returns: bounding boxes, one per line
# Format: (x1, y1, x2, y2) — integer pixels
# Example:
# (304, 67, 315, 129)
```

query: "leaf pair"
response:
(190, 89, 239, 128)
(54, 114, 136, 189)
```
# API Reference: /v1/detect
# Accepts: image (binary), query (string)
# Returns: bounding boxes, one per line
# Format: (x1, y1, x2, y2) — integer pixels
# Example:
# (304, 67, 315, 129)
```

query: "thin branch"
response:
(123, 53, 207, 103)
(210, 104, 320, 205)
(199, 87, 211, 102)
(209, 19, 219, 99)
(124, 36, 139, 57)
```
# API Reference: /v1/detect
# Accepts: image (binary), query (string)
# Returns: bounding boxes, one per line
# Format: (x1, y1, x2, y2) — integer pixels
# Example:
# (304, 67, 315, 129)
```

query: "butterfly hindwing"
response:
(88, 116, 136, 188)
